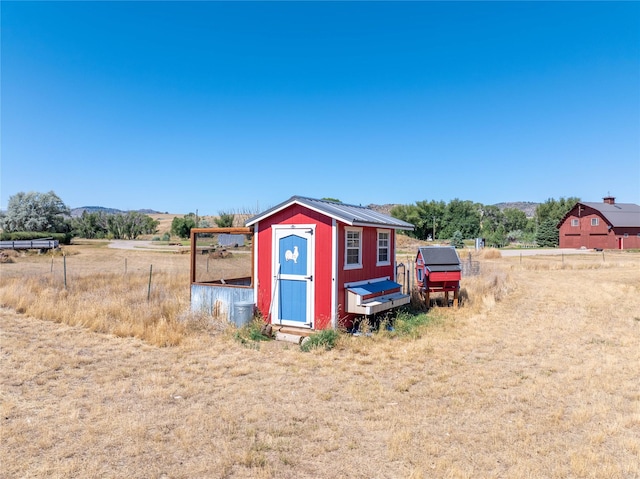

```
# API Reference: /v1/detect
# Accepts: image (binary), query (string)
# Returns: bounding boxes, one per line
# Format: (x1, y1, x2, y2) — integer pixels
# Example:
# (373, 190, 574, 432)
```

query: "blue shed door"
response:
(273, 226, 314, 328)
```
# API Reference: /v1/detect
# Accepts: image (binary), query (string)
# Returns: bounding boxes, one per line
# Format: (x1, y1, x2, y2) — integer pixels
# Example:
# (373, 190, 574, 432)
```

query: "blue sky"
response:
(2, 1, 639, 215)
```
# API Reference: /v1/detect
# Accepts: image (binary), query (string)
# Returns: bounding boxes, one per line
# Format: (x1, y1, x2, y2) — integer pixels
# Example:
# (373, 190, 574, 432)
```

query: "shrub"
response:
(300, 329, 339, 352)
(388, 311, 438, 339)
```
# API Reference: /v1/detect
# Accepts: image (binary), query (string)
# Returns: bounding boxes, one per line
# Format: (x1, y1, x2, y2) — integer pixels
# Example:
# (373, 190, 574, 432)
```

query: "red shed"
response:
(415, 246, 461, 307)
(557, 197, 640, 250)
(245, 196, 414, 331)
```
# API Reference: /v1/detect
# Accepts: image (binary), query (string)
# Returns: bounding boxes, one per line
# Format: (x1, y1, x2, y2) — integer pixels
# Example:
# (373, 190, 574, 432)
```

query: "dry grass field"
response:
(1, 240, 639, 478)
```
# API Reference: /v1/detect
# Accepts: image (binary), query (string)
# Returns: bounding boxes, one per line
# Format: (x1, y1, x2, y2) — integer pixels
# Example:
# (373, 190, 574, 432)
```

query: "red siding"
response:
(429, 271, 461, 282)
(336, 224, 397, 327)
(559, 204, 640, 250)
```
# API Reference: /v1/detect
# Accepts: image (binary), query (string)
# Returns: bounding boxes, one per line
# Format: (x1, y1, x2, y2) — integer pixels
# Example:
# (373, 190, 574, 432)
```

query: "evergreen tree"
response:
(451, 230, 465, 248)
(536, 219, 559, 247)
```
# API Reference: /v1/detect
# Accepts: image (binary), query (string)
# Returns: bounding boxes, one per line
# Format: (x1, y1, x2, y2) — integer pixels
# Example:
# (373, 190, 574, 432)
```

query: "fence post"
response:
(63, 254, 67, 289)
(147, 264, 153, 301)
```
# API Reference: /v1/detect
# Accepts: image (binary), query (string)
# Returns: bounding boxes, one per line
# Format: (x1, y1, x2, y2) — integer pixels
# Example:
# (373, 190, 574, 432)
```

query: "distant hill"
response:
(70, 206, 163, 218)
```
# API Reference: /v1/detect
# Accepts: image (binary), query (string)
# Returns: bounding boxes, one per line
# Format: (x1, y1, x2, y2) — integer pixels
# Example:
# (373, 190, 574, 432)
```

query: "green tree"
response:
(486, 226, 507, 248)
(171, 215, 196, 239)
(503, 208, 528, 232)
(391, 200, 446, 240)
(214, 211, 235, 228)
(534, 197, 580, 226)
(479, 205, 504, 237)
(440, 199, 481, 239)
(1, 191, 70, 233)
(71, 211, 108, 239)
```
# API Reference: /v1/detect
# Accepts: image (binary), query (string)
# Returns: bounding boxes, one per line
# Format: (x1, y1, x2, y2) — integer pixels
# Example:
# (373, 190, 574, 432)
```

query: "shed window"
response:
(377, 229, 390, 266)
(591, 218, 599, 226)
(345, 227, 362, 269)
(571, 219, 579, 227)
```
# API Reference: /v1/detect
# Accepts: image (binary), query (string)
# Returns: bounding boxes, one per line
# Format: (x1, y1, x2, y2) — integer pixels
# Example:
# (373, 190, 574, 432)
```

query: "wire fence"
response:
(1, 249, 192, 303)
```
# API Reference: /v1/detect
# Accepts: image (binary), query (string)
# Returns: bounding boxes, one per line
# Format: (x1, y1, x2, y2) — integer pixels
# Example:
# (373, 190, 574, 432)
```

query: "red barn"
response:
(245, 196, 414, 331)
(558, 197, 640, 250)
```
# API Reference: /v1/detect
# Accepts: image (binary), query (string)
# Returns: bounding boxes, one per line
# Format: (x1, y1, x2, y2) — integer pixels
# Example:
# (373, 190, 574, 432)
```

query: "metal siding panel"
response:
(190, 285, 254, 320)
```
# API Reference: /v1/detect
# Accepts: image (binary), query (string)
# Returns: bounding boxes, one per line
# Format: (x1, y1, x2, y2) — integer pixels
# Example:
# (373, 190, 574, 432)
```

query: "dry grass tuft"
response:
(478, 247, 502, 259)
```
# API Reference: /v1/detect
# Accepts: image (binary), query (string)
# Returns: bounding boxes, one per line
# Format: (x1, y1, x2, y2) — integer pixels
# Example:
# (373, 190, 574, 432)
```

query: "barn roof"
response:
(559, 202, 640, 228)
(245, 196, 415, 230)
(417, 246, 461, 272)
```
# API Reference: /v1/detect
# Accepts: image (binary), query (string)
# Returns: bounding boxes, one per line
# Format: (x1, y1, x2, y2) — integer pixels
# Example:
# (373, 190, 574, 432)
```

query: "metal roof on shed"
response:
(417, 247, 462, 272)
(245, 196, 415, 230)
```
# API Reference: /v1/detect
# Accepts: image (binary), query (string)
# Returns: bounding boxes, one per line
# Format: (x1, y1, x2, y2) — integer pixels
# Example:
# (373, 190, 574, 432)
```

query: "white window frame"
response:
(344, 227, 363, 270)
(571, 219, 579, 227)
(376, 229, 391, 266)
(591, 218, 599, 226)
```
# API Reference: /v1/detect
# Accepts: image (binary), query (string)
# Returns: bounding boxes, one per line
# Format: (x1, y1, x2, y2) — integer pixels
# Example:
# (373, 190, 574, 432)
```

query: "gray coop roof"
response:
(417, 246, 462, 272)
(246, 196, 415, 230)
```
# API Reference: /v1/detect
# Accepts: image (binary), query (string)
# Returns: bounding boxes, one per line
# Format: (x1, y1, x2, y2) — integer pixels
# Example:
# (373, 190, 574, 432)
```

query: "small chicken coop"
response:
(245, 195, 415, 331)
(415, 246, 461, 307)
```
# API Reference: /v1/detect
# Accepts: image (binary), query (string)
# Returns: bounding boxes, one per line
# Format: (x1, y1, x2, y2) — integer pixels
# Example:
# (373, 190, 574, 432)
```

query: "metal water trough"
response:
(0, 239, 59, 251)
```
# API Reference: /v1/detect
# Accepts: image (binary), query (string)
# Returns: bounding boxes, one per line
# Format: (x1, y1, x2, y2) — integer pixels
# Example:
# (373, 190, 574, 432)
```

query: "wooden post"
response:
(147, 265, 153, 301)
(63, 254, 67, 289)
(454, 289, 459, 309)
